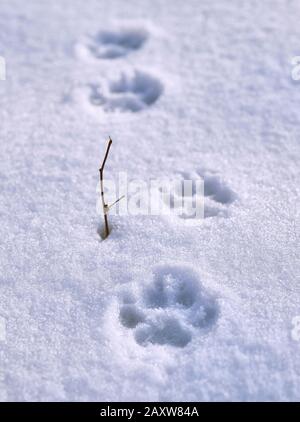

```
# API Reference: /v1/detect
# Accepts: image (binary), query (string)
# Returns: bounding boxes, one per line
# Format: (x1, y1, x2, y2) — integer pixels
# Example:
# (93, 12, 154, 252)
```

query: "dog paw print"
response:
(77, 28, 148, 60)
(88, 70, 163, 113)
(119, 265, 219, 348)
(160, 169, 236, 220)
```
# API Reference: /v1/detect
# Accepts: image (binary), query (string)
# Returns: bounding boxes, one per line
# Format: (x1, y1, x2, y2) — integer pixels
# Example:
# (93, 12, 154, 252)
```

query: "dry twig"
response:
(99, 137, 124, 239)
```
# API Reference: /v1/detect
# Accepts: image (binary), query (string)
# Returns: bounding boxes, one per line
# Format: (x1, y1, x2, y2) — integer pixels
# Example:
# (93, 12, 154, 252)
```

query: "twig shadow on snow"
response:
(96, 223, 114, 241)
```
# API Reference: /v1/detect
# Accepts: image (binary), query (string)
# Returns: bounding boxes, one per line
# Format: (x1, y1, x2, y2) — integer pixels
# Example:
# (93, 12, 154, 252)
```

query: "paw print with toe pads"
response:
(119, 265, 219, 348)
(85, 70, 163, 114)
(160, 169, 236, 221)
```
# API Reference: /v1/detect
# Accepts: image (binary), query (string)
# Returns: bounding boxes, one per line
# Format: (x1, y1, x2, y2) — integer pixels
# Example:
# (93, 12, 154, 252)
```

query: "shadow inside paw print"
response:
(87, 28, 148, 59)
(119, 265, 219, 348)
(135, 314, 192, 348)
(119, 304, 145, 328)
(89, 70, 163, 113)
(161, 169, 236, 220)
(203, 173, 235, 205)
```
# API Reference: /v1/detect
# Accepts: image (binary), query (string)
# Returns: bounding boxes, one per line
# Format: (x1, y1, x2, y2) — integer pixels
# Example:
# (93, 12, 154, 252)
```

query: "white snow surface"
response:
(0, 0, 300, 402)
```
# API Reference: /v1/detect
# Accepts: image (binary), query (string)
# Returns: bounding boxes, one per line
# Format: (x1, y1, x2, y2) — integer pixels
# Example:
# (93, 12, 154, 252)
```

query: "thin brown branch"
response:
(99, 137, 113, 239)
(100, 136, 112, 173)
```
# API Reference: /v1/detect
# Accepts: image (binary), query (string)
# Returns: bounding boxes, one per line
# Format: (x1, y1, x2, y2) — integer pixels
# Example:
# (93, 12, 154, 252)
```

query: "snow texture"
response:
(0, 0, 300, 402)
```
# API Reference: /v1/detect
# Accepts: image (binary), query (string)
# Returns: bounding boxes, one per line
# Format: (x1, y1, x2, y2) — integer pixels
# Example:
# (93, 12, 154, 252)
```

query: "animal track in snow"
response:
(88, 70, 163, 113)
(79, 28, 148, 60)
(119, 265, 219, 348)
(161, 169, 236, 220)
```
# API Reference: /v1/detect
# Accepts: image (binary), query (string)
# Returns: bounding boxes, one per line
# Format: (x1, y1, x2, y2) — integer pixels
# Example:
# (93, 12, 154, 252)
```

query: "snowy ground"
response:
(0, 0, 300, 402)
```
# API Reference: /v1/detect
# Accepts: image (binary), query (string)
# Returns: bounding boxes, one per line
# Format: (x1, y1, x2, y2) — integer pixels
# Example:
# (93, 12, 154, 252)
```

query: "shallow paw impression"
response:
(119, 265, 219, 348)
(86, 28, 148, 59)
(89, 70, 163, 113)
